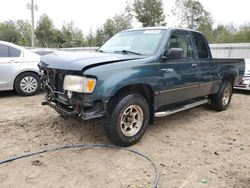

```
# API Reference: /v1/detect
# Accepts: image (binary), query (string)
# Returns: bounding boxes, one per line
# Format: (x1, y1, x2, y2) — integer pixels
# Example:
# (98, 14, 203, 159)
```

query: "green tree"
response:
(113, 3, 133, 32)
(16, 20, 32, 46)
(173, 0, 213, 29)
(95, 28, 106, 46)
(99, 18, 119, 44)
(172, 0, 213, 41)
(0, 20, 20, 43)
(133, 0, 166, 27)
(210, 23, 250, 43)
(94, 4, 133, 46)
(53, 29, 66, 48)
(212, 24, 235, 43)
(61, 21, 85, 47)
(86, 29, 97, 47)
(35, 14, 55, 47)
(235, 23, 250, 43)
(197, 20, 213, 42)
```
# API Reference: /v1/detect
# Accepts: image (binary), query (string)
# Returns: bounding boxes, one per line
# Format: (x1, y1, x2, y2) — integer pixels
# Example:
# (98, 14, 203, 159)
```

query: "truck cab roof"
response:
(124, 27, 204, 35)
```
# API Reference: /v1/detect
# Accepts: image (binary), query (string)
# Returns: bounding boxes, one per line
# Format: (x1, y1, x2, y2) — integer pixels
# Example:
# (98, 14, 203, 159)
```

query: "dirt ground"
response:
(0, 90, 250, 188)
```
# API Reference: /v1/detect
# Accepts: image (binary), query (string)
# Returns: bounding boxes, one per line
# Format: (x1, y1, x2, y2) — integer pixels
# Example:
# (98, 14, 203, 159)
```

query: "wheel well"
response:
(108, 84, 155, 124)
(222, 74, 235, 87)
(13, 71, 40, 88)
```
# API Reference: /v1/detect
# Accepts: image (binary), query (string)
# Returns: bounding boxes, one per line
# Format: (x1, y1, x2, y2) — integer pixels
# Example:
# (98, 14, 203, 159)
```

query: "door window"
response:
(166, 31, 194, 59)
(0, 44, 9, 57)
(192, 32, 209, 59)
(9, 46, 21, 57)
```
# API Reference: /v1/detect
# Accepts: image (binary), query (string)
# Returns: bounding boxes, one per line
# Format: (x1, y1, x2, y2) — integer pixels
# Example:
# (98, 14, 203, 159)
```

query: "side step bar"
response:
(155, 99, 209, 118)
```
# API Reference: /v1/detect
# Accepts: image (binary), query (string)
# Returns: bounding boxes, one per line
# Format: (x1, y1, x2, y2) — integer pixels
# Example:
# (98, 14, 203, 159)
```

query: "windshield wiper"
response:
(114, 50, 141, 56)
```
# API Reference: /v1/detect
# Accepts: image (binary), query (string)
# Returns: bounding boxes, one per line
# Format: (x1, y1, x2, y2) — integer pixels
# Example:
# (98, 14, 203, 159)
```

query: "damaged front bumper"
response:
(39, 63, 107, 120)
(42, 92, 107, 120)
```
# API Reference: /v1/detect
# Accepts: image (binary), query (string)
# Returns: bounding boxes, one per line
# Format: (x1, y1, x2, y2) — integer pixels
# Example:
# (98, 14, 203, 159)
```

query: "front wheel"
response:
(105, 93, 150, 146)
(14, 72, 41, 96)
(211, 81, 233, 111)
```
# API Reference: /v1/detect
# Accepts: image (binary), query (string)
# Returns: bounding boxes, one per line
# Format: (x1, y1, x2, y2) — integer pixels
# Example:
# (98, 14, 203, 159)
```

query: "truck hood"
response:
(40, 51, 145, 71)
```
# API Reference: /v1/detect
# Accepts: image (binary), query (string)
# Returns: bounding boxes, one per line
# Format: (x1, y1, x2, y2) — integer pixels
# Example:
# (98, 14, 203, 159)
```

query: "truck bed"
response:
(213, 58, 245, 64)
(213, 58, 245, 86)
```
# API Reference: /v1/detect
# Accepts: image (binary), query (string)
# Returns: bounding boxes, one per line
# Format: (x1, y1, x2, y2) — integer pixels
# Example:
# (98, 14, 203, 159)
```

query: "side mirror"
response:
(164, 48, 183, 60)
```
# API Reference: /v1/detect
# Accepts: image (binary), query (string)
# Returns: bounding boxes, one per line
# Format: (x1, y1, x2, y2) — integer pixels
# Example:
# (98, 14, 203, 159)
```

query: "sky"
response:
(0, 0, 250, 34)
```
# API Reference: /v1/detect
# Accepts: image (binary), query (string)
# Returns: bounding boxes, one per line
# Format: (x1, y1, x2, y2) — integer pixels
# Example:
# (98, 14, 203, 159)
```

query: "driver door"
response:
(158, 30, 200, 106)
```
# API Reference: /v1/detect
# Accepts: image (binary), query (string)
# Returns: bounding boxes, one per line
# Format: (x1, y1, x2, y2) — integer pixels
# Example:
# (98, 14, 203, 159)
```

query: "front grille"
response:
(44, 69, 66, 93)
(54, 72, 65, 92)
(41, 66, 81, 94)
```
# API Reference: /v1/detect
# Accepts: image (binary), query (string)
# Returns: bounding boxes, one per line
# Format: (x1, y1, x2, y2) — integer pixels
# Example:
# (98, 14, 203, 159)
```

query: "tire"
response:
(211, 81, 233, 111)
(105, 93, 150, 146)
(14, 72, 41, 96)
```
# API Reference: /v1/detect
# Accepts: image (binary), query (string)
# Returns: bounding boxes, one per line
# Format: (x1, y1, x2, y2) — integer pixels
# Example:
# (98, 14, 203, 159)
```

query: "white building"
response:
(209, 43, 250, 59)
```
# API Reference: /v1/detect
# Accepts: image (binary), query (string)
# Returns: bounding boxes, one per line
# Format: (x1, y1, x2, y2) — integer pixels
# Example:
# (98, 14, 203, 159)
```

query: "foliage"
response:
(235, 23, 250, 43)
(94, 3, 133, 46)
(197, 21, 213, 42)
(86, 29, 97, 47)
(172, 0, 213, 41)
(53, 29, 65, 48)
(212, 24, 235, 43)
(35, 14, 55, 47)
(1, 5, 250, 47)
(61, 21, 86, 47)
(133, 0, 166, 27)
(0, 20, 21, 44)
(211, 23, 250, 43)
(16, 20, 32, 46)
(173, 0, 213, 29)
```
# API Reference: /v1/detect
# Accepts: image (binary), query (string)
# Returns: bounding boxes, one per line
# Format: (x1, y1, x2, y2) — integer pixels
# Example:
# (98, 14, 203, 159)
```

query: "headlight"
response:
(63, 75, 96, 93)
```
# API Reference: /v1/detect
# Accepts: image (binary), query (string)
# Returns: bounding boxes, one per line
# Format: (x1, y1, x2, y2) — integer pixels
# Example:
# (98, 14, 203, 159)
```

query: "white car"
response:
(0, 41, 41, 96)
(235, 59, 250, 90)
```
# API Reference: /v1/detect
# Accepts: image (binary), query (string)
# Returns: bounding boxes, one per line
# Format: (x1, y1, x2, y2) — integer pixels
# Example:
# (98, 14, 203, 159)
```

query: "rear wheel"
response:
(14, 72, 41, 96)
(211, 81, 233, 111)
(105, 93, 150, 146)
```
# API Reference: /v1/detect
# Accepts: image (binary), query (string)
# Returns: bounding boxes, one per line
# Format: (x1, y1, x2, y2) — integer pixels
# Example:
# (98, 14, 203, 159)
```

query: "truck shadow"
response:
(0, 90, 17, 98)
(234, 89, 250, 95)
(0, 90, 45, 98)
(150, 105, 209, 130)
(40, 115, 110, 145)
(56, 104, 212, 146)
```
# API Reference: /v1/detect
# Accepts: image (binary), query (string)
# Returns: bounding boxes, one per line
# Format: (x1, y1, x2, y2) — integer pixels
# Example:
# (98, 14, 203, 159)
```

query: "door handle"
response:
(192, 63, 197, 68)
(9, 59, 19, 63)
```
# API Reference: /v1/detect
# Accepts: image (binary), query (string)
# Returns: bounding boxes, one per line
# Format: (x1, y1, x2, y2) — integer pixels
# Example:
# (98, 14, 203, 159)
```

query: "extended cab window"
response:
(166, 31, 194, 59)
(9, 47, 21, 57)
(192, 32, 209, 59)
(0, 44, 9, 57)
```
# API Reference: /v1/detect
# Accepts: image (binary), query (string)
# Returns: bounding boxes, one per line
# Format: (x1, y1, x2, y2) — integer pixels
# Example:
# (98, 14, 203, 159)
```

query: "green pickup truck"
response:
(39, 27, 245, 146)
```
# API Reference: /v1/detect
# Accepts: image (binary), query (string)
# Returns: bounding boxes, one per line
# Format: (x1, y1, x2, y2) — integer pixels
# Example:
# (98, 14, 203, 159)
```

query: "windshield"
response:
(99, 30, 166, 55)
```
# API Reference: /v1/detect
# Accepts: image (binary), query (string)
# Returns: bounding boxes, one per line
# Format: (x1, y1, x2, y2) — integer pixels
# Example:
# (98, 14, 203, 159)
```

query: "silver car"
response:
(0, 41, 41, 96)
(235, 59, 250, 90)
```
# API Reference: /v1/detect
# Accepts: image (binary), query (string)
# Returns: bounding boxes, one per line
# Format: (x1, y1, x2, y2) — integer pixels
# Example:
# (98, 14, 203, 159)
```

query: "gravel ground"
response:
(0, 90, 249, 188)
